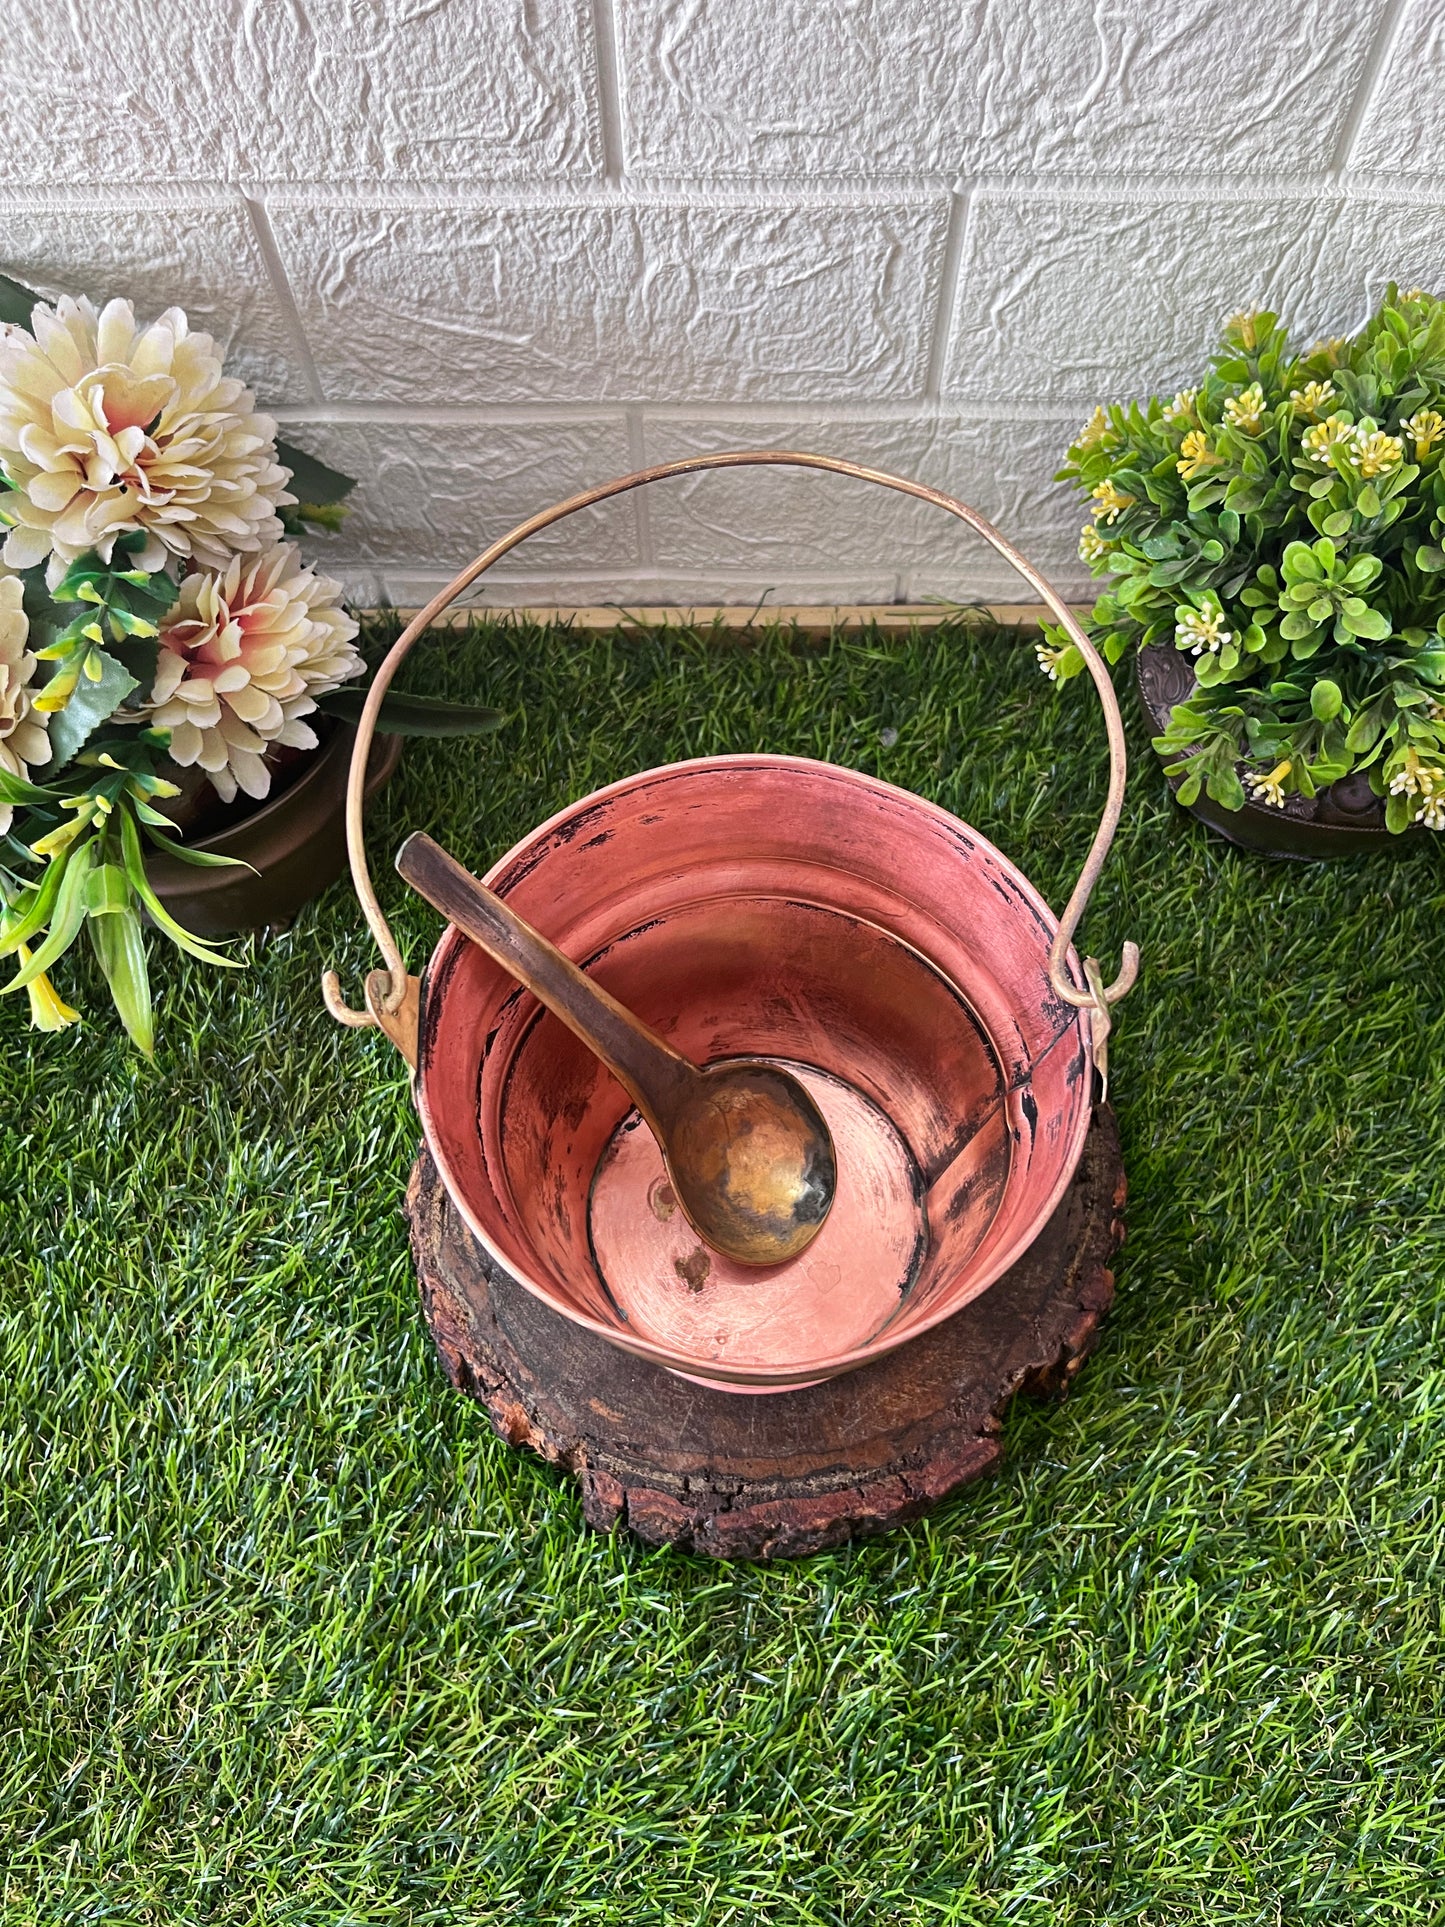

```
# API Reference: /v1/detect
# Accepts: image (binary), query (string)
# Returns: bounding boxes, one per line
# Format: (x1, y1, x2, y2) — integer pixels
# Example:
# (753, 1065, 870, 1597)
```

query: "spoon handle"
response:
(395, 832, 695, 1128)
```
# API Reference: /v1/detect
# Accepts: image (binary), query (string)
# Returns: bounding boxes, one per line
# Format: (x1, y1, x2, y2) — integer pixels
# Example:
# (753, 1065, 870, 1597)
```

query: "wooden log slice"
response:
(407, 1106, 1125, 1560)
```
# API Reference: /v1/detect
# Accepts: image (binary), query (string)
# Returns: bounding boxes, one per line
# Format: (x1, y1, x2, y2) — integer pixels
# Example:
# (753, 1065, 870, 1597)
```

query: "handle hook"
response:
(325, 452, 1137, 1059)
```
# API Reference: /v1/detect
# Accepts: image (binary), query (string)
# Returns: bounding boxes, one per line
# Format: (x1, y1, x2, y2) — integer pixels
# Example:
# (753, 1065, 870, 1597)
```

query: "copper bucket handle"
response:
(322, 452, 1139, 1076)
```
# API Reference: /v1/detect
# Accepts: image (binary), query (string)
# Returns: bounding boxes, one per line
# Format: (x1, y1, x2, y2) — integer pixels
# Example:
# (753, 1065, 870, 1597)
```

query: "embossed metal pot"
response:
(324, 453, 1139, 1391)
(1137, 642, 1411, 859)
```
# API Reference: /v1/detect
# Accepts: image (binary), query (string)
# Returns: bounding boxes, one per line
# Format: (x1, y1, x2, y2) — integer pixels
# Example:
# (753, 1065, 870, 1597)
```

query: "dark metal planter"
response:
(147, 723, 403, 936)
(1136, 642, 1411, 860)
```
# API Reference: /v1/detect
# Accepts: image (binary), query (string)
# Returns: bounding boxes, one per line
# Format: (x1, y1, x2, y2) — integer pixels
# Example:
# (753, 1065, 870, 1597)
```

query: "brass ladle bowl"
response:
(397, 832, 837, 1267)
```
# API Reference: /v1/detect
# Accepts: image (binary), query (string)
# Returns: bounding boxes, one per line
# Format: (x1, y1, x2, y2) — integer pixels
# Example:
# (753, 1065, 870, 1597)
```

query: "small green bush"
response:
(1049, 287, 1445, 830)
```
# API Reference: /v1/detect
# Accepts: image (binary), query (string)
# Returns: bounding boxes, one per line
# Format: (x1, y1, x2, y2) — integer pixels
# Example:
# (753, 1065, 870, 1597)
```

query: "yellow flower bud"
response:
(1177, 430, 1221, 480)
(17, 945, 81, 1032)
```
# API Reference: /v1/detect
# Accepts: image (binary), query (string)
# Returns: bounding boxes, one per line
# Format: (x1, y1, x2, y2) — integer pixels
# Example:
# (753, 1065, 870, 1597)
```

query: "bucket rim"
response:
(415, 751, 1093, 1387)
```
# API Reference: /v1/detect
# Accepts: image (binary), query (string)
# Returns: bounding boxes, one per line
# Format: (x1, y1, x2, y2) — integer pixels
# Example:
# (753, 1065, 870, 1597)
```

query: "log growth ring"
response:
(406, 1106, 1126, 1561)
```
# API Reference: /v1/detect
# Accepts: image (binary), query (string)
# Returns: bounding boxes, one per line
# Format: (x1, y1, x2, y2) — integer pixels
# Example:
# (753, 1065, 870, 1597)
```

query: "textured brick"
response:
(616, 0, 1384, 178)
(267, 200, 948, 404)
(944, 192, 1393, 409)
(3, 1, 1435, 613)
(283, 419, 641, 584)
(0, 0, 601, 184)
(0, 200, 306, 404)
(1347, 9, 1445, 176)
(641, 415, 1085, 598)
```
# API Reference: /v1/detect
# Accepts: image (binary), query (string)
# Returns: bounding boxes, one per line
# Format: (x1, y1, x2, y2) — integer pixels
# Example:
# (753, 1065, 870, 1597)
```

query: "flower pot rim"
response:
(146, 722, 402, 933)
(179, 719, 395, 855)
(1134, 641, 1422, 856)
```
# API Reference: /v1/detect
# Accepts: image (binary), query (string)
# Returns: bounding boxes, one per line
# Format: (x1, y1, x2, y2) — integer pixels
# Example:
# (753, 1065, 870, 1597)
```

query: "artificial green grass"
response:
(3, 614, 1445, 1924)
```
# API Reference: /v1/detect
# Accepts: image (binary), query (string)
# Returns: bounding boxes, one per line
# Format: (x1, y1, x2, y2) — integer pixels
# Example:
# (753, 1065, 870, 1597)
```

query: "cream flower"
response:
(1078, 523, 1108, 563)
(1175, 603, 1231, 656)
(1177, 429, 1221, 480)
(1247, 760, 1291, 808)
(1352, 429, 1403, 478)
(1389, 750, 1439, 798)
(1077, 406, 1112, 450)
(1290, 380, 1336, 421)
(1301, 415, 1355, 465)
(1089, 479, 1134, 524)
(1402, 410, 1445, 460)
(1223, 382, 1266, 434)
(146, 544, 362, 803)
(0, 296, 292, 581)
(0, 573, 50, 834)
(1417, 795, 1445, 830)
(1162, 389, 1197, 426)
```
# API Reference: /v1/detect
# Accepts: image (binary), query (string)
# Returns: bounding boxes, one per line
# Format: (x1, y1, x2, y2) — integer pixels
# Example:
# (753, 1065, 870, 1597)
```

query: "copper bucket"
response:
(325, 454, 1138, 1391)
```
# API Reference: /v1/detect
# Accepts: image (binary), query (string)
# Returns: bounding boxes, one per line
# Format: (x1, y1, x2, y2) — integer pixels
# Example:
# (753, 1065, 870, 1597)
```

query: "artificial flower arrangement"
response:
(0, 277, 494, 1053)
(1045, 286, 1445, 833)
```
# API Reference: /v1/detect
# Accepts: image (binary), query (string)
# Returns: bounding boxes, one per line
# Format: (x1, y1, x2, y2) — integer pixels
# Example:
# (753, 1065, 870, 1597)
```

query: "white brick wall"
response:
(1, 0, 1438, 609)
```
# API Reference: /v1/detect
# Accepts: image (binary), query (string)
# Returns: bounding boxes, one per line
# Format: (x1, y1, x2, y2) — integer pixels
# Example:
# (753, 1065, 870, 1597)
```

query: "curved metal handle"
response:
(322, 452, 1138, 1071)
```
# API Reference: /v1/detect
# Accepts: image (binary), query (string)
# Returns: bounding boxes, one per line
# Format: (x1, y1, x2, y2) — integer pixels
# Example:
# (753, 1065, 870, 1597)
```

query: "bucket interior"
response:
(416, 757, 1091, 1387)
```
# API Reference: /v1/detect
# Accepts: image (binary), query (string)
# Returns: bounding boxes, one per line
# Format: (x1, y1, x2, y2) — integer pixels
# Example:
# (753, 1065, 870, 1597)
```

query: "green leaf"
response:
(0, 271, 38, 328)
(84, 862, 132, 916)
(40, 649, 139, 768)
(279, 501, 348, 535)
(1338, 602, 1392, 641)
(118, 805, 243, 969)
(1310, 679, 1343, 722)
(1357, 484, 1382, 518)
(1100, 630, 1131, 665)
(0, 765, 64, 807)
(315, 688, 506, 736)
(1206, 763, 1247, 811)
(274, 439, 356, 507)
(140, 821, 255, 871)
(3, 839, 95, 991)
(0, 847, 70, 958)
(88, 903, 153, 1057)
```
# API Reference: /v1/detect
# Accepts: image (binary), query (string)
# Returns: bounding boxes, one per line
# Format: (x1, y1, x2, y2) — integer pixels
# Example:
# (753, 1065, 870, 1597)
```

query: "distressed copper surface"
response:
(396, 830, 838, 1267)
(412, 755, 1091, 1391)
(590, 1059, 928, 1391)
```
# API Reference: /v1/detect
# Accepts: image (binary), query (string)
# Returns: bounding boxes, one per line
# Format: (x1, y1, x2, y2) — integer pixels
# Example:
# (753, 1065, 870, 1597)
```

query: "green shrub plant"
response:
(1047, 287, 1445, 830)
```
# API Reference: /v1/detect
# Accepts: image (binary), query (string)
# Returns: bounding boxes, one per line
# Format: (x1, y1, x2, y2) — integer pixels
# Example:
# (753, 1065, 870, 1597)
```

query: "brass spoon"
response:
(396, 832, 837, 1267)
